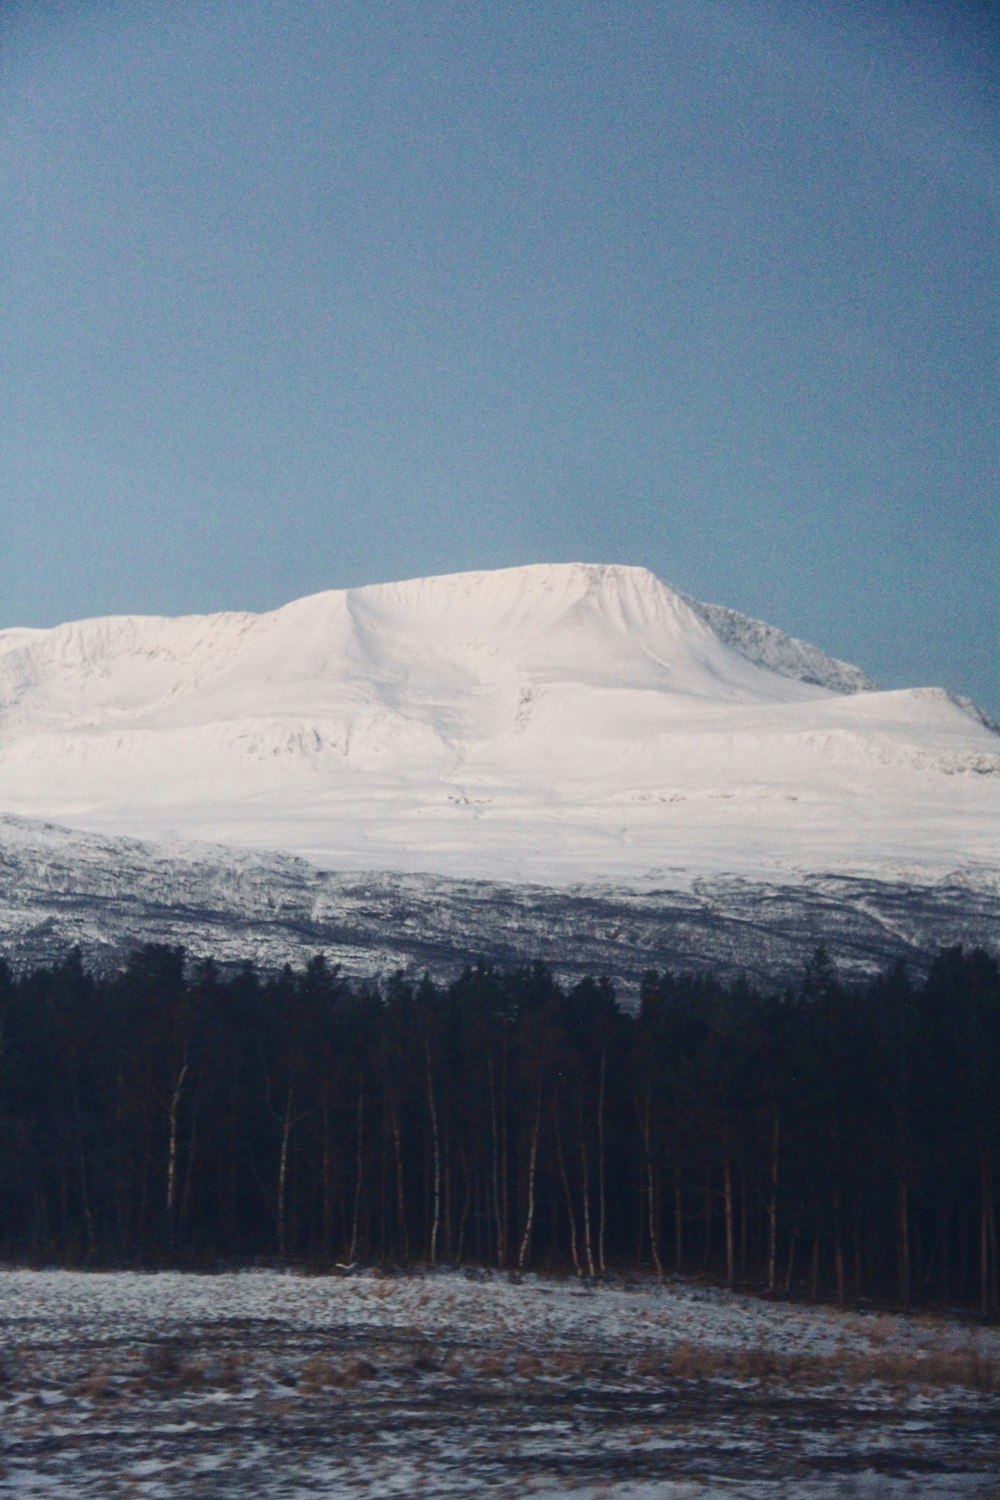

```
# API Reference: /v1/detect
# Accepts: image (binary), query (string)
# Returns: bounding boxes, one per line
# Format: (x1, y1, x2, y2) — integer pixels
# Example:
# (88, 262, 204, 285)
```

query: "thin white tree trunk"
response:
(597, 1049, 607, 1276)
(517, 1087, 542, 1271)
(554, 1103, 582, 1277)
(723, 1155, 735, 1289)
(980, 1157, 995, 1317)
(166, 1057, 189, 1228)
(348, 1076, 364, 1263)
(639, 1084, 663, 1280)
(277, 1087, 293, 1259)
(389, 1098, 409, 1261)
(899, 1178, 910, 1311)
(425, 1041, 441, 1266)
(489, 1058, 504, 1266)
(579, 1130, 596, 1279)
(767, 1111, 779, 1293)
(73, 1082, 96, 1256)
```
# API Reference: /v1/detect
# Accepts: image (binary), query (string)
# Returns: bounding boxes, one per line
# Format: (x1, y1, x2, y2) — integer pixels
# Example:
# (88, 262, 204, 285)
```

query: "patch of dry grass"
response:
(73, 1368, 124, 1402)
(669, 1340, 728, 1379)
(862, 1314, 900, 1347)
(655, 1336, 1000, 1393)
(297, 1353, 338, 1392)
(140, 1337, 205, 1393)
(842, 1344, 1000, 1394)
(328, 1353, 378, 1387)
(367, 1277, 399, 1301)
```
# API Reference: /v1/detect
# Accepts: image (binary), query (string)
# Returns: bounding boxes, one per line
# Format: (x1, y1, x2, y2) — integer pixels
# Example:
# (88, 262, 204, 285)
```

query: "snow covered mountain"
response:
(1, 563, 997, 890)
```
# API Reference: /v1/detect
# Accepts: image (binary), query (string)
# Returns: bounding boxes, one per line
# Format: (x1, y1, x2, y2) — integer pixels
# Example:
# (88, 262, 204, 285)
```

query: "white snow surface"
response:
(1, 562, 997, 887)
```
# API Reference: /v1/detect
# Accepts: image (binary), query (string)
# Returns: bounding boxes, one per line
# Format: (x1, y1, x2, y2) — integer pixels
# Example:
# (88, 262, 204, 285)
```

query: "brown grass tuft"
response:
(141, 1337, 204, 1393)
(329, 1354, 377, 1388)
(74, 1369, 122, 1402)
(298, 1354, 337, 1392)
(730, 1342, 783, 1381)
(669, 1341, 726, 1380)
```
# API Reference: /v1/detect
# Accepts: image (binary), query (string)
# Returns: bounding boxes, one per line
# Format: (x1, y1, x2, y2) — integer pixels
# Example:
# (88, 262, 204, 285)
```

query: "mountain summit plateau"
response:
(1, 563, 996, 888)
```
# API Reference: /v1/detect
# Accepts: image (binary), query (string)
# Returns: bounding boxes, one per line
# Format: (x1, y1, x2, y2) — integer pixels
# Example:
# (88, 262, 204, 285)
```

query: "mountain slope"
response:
(3, 812, 997, 988)
(0, 563, 996, 886)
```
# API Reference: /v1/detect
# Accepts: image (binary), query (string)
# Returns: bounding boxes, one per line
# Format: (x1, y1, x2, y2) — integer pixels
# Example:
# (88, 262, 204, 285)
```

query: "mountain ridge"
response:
(0, 563, 873, 717)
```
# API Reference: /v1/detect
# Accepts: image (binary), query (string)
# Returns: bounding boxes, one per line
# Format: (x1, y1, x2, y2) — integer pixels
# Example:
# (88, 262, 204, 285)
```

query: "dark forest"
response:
(0, 942, 996, 1316)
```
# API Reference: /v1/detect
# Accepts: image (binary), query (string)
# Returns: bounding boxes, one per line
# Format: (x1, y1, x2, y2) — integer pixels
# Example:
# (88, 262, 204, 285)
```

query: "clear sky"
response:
(3, 0, 998, 713)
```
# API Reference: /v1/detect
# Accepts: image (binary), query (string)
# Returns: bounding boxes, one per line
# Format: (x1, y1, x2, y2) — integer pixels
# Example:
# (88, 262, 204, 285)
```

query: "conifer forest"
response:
(0, 943, 996, 1316)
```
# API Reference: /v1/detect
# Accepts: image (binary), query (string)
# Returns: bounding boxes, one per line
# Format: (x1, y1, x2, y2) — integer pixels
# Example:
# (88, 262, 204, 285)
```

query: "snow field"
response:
(0, 1268, 996, 1498)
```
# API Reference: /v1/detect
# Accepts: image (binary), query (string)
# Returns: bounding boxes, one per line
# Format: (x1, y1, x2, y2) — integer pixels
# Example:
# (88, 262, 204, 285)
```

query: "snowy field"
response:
(0, 1268, 996, 1498)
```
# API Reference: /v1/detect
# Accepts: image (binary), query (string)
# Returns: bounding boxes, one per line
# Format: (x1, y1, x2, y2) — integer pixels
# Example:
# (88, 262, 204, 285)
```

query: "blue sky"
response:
(3, 0, 997, 712)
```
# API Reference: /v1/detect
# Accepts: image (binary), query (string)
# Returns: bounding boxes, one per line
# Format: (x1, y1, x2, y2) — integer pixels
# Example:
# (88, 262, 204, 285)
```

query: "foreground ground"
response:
(0, 1267, 996, 1498)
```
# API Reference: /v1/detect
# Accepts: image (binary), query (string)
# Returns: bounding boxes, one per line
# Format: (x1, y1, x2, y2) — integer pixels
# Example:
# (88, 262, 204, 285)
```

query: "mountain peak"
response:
(320, 563, 872, 698)
(0, 563, 995, 887)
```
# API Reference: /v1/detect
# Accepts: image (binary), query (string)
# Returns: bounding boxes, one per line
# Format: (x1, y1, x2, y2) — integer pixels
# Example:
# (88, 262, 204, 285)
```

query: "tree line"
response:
(0, 942, 996, 1313)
